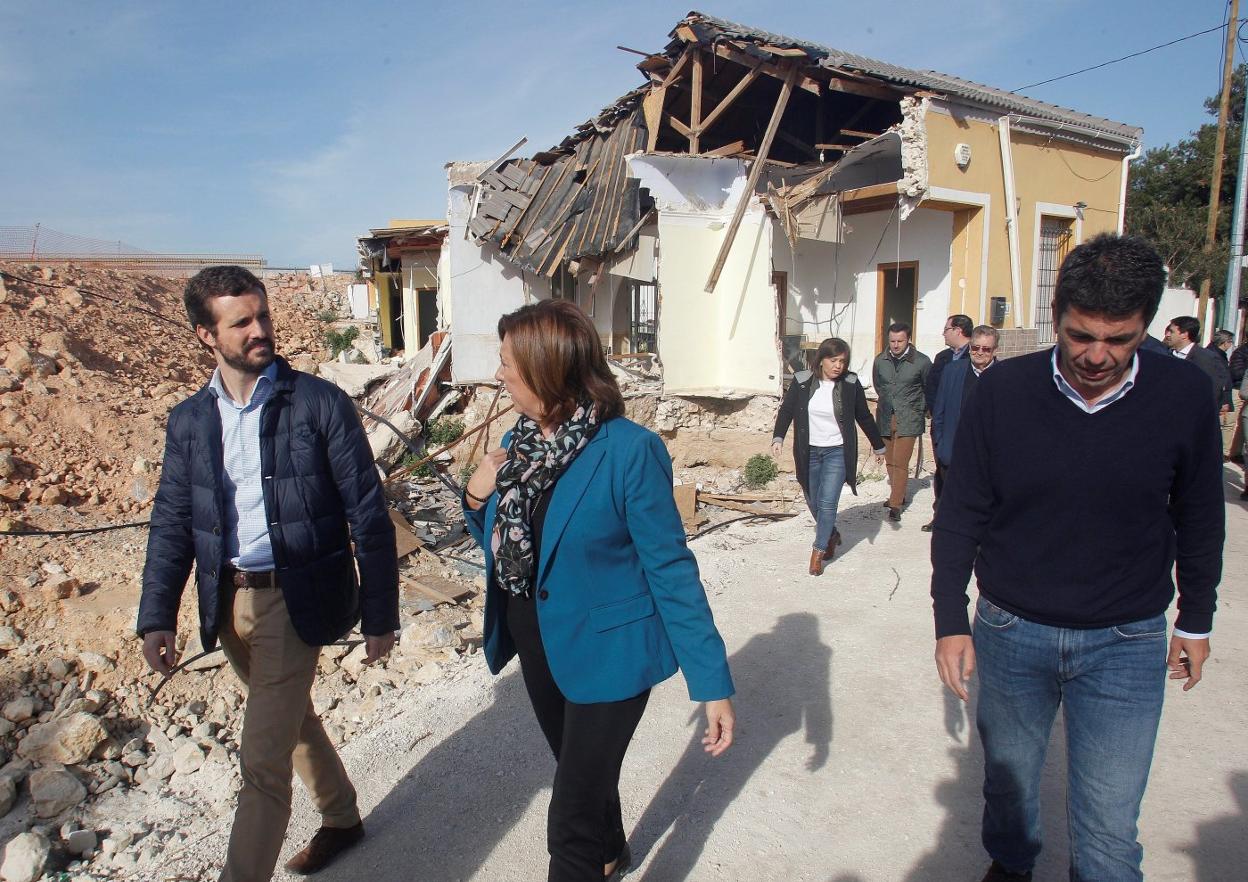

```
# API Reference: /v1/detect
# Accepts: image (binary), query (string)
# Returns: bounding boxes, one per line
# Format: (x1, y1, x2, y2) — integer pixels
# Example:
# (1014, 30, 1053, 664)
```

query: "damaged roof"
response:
(467, 94, 647, 277)
(679, 11, 1141, 144)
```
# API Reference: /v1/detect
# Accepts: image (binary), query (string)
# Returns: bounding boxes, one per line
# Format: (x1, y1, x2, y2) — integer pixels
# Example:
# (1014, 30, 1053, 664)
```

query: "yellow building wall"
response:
(925, 108, 1128, 327)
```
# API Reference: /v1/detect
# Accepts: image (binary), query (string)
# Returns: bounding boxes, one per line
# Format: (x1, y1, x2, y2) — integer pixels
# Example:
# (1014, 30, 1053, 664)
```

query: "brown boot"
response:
(823, 530, 843, 560)
(809, 548, 825, 576)
(284, 822, 365, 875)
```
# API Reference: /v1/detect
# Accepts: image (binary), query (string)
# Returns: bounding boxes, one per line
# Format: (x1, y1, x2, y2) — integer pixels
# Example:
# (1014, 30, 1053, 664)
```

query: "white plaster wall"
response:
(656, 209, 780, 397)
(442, 183, 548, 383)
(772, 207, 954, 391)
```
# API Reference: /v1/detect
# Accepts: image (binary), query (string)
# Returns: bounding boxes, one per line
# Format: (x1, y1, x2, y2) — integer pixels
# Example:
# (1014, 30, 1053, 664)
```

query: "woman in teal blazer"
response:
(463, 300, 735, 881)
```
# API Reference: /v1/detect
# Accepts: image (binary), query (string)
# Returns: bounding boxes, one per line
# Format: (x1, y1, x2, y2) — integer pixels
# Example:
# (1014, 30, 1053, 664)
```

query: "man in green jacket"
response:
(872, 322, 932, 521)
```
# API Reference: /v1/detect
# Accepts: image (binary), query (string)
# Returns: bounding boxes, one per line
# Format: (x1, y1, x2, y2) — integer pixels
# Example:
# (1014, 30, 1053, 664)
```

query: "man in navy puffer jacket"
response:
(138, 266, 398, 881)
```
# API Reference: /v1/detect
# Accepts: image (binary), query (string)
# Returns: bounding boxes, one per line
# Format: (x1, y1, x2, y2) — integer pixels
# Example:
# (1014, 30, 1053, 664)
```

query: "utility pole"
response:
(1223, 65, 1248, 339)
(1198, 0, 1240, 335)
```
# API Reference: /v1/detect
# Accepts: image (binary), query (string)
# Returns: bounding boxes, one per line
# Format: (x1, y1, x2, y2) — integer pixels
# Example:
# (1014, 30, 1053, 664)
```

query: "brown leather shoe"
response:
(823, 530, 843, 560)
(284, 822, 365, 875)
(809, 549, 824, 576)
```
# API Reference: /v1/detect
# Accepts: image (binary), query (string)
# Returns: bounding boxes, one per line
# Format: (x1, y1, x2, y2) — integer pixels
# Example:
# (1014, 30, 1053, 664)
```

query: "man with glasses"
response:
(931, 325, 998, 490)
(923, 315, 973, 531)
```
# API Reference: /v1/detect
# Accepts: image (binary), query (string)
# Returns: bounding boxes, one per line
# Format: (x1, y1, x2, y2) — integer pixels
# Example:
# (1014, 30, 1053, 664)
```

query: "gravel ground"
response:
(202, 467, 1245, 882)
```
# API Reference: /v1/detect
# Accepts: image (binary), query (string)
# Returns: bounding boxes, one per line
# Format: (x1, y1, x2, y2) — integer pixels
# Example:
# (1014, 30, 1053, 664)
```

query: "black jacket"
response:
(138, 357, 399, 650)
(773, 370, 885, 499)
(1188, 344, 1232, 409)
(1229, 342, 1248, 387)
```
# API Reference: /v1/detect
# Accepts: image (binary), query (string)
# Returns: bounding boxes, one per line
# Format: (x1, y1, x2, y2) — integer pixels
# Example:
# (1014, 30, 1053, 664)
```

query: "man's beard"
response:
(222, 339, 276, 374)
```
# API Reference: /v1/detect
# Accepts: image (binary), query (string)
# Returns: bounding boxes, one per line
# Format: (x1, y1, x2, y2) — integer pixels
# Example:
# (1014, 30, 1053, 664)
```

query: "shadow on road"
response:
(1180, 770, 1248, 881)
(903, 682, 1070, 881)
(315, 671, 552, 882)
(632, 612, 832, 880)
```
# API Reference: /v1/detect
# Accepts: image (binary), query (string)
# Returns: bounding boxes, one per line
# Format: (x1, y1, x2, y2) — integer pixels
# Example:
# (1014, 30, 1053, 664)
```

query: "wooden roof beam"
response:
(705, 62, 799, 293)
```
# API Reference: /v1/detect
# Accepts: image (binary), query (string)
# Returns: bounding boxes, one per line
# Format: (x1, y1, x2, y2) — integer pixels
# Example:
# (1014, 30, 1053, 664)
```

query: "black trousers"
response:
(506, 590, 650, 882)
(933, 458, 946, 503)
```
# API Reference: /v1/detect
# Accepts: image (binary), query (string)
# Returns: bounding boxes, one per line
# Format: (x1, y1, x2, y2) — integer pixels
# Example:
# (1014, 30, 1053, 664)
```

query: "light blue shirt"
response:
(1049, 348, 1209, 639)
(209, 363, 278, 571)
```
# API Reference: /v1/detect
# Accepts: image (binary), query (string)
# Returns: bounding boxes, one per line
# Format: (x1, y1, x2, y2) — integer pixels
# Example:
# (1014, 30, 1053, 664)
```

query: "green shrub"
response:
(744, 454, 779, 489)
(458, 462, 478, 484)
(323, 325, 359, 358)
(317, 308, 339, 323)
(425, 417, 465, 447)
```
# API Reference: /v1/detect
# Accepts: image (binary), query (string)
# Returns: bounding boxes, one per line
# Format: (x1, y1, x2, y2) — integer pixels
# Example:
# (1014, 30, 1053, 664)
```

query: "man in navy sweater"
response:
(931, 234, 1223, 882)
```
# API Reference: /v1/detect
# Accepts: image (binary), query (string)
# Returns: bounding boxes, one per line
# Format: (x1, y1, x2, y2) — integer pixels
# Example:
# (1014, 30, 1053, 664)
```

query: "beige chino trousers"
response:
(883, 416, 918, 509)
(217, 585, 360, 882)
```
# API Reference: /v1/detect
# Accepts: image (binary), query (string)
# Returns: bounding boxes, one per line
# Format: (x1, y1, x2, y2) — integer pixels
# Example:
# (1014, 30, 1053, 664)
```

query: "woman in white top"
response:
(772, 338, 886, 575)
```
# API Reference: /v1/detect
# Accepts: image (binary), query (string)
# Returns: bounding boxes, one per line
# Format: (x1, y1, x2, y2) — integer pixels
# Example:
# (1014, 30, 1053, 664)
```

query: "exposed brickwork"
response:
(995, 328, 1043, 360)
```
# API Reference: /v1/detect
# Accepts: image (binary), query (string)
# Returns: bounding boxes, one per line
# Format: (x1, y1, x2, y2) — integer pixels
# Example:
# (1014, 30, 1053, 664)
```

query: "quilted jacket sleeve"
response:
(137, 407, 195, 636)
(324, 387, 399, 636)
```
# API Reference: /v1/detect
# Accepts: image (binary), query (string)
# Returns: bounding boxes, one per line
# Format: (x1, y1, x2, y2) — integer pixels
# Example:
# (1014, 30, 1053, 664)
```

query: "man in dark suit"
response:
(927, 325, 998, 535)
(923, 314, 972, 527)
(1164, 316, 1231, 412)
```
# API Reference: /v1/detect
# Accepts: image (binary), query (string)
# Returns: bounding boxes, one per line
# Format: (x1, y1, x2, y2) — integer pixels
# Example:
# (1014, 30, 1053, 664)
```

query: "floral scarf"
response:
(491, 401, 601, 597)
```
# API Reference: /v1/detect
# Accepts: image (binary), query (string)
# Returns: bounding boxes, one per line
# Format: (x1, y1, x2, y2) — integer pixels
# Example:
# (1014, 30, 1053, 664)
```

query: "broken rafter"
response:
(704, 62, 799, 294)
(706, 139, 746, 157)
(696, 62, 762, 138)
(690, 49, 704, 153)
(839, 128, 882, 139)
(668, 114, 693, 139)
(711, 43, 821, 96)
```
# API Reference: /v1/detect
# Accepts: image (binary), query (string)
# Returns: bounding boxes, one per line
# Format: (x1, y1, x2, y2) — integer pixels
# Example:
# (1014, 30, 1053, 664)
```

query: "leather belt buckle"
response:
(231, 569, 278, 589)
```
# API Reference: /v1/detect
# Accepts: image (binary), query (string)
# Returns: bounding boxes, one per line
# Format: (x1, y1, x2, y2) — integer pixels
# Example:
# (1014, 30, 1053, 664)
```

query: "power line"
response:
(1015, 21, 1233, 92)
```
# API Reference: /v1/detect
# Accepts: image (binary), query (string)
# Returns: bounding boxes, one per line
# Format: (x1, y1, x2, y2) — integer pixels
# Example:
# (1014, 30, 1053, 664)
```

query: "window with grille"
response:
(1034, 216, 1074, 343)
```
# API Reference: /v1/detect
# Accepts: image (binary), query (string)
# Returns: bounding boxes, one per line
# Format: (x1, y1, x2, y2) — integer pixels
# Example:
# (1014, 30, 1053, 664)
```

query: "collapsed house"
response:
(356, 220, 449, 355)
(435, 10, 1141, 400)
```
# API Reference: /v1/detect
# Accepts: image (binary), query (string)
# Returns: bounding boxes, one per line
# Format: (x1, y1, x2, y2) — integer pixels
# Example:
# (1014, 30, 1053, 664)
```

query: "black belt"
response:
(223, 566, 279, 589)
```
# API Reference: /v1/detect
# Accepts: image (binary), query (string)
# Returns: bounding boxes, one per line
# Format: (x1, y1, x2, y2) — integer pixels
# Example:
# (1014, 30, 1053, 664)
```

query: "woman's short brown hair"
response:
(497, 299, 624, 425)
(812, 337, 851, 373)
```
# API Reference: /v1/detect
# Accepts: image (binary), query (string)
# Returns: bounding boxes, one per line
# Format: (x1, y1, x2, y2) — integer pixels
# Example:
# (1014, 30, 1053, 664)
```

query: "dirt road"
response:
(273, 469, 1246, 882)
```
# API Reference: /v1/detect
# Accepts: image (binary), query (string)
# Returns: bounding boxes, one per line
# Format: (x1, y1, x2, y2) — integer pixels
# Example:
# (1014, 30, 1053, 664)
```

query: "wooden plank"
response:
(824, 73, 897, 102)
(673, 484, 698, 526)
(705, 62, 799, 293)
(668, 114, 693, 139)
(662, 46, 694, 88)
(500, 164, 527, 187)
(675, 24, 698, 43)
(482, 169, 510, 190)
(697, 63, 762, 137)
(475, 136, 528, 182)
(690, 49, 703, 153)
(390, 510, 426, 560)
(401, 574, 474, 606)
(711, 43, 821, 96)
(814, 143, 855, 151)
(701, 497, 791, 516)
(706, 139, 747, 157)
(643, 87, 666, 152)
(838, 129, 882, 139)
(503, 161, 567, 250)
(761, 44, 810, 58)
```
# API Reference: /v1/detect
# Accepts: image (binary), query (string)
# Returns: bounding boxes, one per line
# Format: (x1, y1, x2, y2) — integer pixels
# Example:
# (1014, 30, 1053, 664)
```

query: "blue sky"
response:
(0, 1, 1237, 267)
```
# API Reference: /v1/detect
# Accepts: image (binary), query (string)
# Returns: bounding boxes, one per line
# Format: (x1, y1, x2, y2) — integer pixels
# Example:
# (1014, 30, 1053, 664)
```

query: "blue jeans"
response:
(807, 446, 846, 551)
(973, 596, 1168, 881)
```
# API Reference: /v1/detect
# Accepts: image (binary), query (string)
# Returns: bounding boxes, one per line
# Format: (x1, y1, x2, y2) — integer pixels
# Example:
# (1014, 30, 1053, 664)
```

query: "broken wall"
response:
(629, 154, 781, 398)
(771, 206, 953, 383)
(442, 182, 547, 384)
